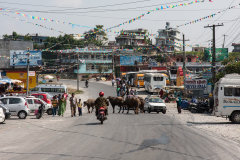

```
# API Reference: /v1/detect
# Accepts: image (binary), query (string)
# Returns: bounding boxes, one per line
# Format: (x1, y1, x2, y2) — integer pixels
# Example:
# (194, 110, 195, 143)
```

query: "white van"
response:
(144, 73, 166, 93)
(30, 84, 68, 96)
(212, 74, 240, 123)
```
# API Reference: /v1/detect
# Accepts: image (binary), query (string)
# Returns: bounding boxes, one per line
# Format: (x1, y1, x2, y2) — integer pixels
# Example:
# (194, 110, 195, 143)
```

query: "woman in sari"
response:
(58, 95, 65, 117)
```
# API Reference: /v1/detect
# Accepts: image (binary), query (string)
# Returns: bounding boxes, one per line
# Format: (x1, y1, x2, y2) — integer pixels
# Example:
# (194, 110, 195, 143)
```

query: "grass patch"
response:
(68, 88, 83, 94)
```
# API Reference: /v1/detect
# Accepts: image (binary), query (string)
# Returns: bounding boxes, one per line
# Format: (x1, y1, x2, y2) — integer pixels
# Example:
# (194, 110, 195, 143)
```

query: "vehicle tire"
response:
(162, 111, 166, 114)
(47, 109, 53, 115)
(148, 108, 151, 113)
(18, 111, 27, 119)
(143, 110, 146, 113)
(231, 112, 240, 124)
(0, 117, 5, 124)
(36, 113, 41, 119)
(101, 116, 103, 124)
(157, 111, 159, 114)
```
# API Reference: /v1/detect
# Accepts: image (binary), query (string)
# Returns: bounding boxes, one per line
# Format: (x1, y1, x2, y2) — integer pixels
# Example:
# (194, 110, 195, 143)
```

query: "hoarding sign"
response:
(29, 71, 35, 76)
(185, 79, 207, 90)
(203, 72, 212, 79)
(204, 48, 228, 62)
(120, 56, 142, 66)
(10, 50, 42, 67)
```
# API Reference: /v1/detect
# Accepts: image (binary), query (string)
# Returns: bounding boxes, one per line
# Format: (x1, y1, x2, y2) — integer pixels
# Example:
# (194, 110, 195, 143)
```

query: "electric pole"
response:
(182, 34, 189, 98)
(204, 24, 224, 86)
(222, 34, 227, 48)
(77, 53, 80, 91)
(26, 48, 30, 96)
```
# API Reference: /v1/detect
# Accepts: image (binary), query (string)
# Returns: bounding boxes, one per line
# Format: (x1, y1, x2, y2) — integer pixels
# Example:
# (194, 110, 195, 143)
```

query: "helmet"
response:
(99, 92, 104, 96)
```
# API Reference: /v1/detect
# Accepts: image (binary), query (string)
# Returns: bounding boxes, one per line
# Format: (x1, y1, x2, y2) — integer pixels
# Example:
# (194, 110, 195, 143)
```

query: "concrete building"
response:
(232, 43, 240, 52)
(17, 33, 48, 46)
(155, 22, 181, 52)
(115, 28, 148, 46)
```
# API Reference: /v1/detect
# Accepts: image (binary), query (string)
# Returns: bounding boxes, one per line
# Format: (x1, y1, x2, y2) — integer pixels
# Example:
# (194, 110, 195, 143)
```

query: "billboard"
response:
(204, 48, 228, 62)
(185, 79, 207, 90)
(10, 50, 42, 67)
(120, 56, 142, 66)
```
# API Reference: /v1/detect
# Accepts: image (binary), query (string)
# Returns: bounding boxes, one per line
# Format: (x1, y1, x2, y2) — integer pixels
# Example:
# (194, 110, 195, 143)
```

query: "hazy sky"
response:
(0, 0, 240, 51)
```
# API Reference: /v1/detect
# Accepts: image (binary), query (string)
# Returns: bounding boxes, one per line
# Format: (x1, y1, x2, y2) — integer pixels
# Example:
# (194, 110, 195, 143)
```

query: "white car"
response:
(0, 96, 30, 119)
(144, 96, 167, 114)
(0, 108, 5, 123)
(25, 96, 52, 114)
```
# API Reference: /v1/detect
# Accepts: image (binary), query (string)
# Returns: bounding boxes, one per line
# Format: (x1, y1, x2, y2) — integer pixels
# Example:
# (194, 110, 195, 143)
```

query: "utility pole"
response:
(77, 53, 79, 91)
(222, 34, 227, 48)
(204, 24, 224, 86)
(112, 51, 115, 79)
(26, 48, 30, 96)
(182, 34, 190, 98)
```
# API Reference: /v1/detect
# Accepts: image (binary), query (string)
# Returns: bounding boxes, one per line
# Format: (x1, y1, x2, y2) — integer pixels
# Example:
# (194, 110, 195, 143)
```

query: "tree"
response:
(12, 31, 20, 40)
(24, 35, 32, 41)
(97, 65, 104, 76)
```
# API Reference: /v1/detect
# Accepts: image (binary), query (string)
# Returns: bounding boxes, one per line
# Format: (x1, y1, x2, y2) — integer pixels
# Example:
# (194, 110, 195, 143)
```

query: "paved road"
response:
(1, 79, 240, 160)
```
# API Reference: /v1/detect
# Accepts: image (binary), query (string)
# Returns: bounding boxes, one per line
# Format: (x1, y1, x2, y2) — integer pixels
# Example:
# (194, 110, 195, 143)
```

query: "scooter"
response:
(97, 107, 107, 124)
(36, 104, 45, 119)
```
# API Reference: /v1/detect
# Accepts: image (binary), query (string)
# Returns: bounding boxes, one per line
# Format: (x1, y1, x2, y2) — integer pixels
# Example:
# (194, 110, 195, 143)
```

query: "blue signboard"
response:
(10, 50, 42, 67)
(120, 56, 142, 65)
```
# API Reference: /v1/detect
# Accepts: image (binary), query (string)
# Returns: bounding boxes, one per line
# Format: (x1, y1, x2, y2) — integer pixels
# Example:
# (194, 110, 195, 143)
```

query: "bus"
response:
(134, 74, 145, 87)
(121, 73, 127, 81)
(144, 73, 166, 93)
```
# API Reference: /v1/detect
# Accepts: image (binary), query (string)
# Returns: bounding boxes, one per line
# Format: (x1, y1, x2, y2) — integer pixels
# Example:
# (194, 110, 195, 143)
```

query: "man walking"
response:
(176, 94, 182, 114)
(112, 79, 115, 87)
(69, 93, 77, 117)
(52, 96, 58, 116)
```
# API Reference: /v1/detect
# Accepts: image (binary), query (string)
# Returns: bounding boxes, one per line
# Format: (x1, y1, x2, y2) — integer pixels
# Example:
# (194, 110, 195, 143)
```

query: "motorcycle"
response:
(164, 97, 170, 103)
(35, 104, 45, 119)
(85, 83, 89, 88)
(97, 107, 107, 124)
(191, 101, 209, 113)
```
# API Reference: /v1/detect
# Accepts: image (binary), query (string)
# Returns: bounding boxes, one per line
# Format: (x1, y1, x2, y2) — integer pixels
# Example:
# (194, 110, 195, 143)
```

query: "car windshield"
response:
(149, 98, 163, 103)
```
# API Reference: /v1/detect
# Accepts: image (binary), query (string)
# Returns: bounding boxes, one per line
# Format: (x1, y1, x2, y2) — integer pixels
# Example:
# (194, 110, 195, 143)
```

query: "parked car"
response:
(29, 84, 68, 96)
(0, 108, 5, 123)
(144, 95, 166, 114)
(31, 93, 52, 107)
(0, 96, 30, 119)
(0, 101, 11, 119)
(25, 96, 52, 115)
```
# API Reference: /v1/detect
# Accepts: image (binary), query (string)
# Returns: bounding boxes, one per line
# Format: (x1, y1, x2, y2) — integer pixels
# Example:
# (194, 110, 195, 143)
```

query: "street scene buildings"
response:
(1, 1, 240, 160)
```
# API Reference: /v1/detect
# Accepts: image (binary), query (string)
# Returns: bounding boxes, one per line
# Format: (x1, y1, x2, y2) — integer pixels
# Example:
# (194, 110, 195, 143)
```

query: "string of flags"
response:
(177, 3, 240, 27)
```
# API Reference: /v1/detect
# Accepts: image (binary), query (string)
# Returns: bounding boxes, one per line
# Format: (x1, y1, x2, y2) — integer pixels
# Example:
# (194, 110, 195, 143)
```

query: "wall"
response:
(168, 56, 197, 63)
(6, 71, 36, 89)
(0, 40, 33, 69)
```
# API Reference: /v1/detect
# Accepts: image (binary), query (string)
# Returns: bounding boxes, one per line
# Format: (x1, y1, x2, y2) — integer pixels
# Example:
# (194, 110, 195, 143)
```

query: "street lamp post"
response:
(26, 48, 30, 96)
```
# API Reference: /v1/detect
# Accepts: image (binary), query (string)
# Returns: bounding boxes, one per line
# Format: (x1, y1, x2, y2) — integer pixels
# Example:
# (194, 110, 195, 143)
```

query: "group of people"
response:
(51, 92, 83, 117)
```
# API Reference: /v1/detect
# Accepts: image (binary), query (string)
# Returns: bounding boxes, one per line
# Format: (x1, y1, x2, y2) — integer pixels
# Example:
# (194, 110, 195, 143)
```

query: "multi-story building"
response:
(18, 33, 48, 46)
(232, 43, 240, 52)
(115, 28, 148, 46)
(155, 22, 181, 52)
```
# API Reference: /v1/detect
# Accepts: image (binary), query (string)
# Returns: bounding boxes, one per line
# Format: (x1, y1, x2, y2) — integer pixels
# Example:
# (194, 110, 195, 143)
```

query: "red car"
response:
(31, 93, 52, 106)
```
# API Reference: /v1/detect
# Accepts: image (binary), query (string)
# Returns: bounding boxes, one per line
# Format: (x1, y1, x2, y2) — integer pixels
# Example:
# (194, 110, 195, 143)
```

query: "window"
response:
(188, 58, 191, 62)
(181, 58, 183, 62)
(40, 39, 43, 43)
(84, 55, 88, 59)
(91, 65, 95, 69)
(96, 55, 101, 59)
(153, 77, 163, 81)
(0, 99, 7, 104)
(224, 88, 233, 96)
(196, 69, 200, 73)
(138, 77, 144, 80)
(41, 88, 52, 92)
(9, 98, 21, 104)
(108, 55, 112, 60)
(27, 99, 33, 104)
(91, 55, 94, 59)
(31, 87, 39, 91)
(34, 99, 43, 104)
(36, 95, 44, 99)
(149, 98, 163, 103)
(177, 58, 179, 62)
(103, 55, 107, 60)
(233, 88, 240, 97)
(195, 49, 198, 52)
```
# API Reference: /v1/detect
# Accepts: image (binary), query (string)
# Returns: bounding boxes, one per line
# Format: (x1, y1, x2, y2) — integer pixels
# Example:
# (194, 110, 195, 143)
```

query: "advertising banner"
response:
(203, 72, 212, 79)
(120, 56, 142, 66)
(10, 50, 42, 67)
(204, 48, 228, 62)
(185, 79, 207, 90)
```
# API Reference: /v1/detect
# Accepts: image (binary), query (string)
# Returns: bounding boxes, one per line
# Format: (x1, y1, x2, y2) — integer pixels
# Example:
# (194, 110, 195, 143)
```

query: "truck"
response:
(212, 74, 240, 123)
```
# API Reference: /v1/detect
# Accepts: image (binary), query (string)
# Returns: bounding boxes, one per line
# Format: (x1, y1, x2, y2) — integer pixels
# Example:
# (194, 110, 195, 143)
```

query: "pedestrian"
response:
(63, 92, 68, 110)
(52, 96, 58, 116)
(120, 89, 125, 98)
(134, 90, 138, 95)
(57, 75, 60, 82)
(160, 89, 164, 99)
(137, 81, 140, 90)
(126, 87, 129, 96)
(176, 94, 182, 113)
(77, 99, 82, 116)
(130, 88, 134, 95)
(112, 79, 115, 87)
(69, 93, 77, 117)
(116, 86, 120, 97)
(58, 95, 65, 117)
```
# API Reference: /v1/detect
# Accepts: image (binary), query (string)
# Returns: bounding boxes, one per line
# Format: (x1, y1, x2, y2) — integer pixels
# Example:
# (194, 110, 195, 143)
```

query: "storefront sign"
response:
(185, 79, 207, 90)
(10, 50, 42, 67)
(29, 71, 35, 76)
(120, 56, 142, 65)
(203, 73, 212, 79)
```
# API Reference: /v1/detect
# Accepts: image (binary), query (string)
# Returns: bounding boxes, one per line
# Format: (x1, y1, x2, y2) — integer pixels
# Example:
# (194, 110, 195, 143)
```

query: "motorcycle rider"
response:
(85, 79, 89, 87)
(95, 92, 109, 118)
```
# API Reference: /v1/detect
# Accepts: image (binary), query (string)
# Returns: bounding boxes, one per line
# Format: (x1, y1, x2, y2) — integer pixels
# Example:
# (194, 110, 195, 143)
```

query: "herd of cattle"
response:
(83, 96, 145, 114)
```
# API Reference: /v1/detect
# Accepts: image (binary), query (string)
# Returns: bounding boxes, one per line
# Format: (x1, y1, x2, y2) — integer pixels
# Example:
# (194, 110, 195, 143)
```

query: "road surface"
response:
(1, 79, 240, 160)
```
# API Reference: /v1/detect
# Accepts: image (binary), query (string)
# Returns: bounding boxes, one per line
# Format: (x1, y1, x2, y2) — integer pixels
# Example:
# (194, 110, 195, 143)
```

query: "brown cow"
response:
(106, 96, 124, 113)
(123, 97, 141, 114)
(137, 97, 145, 113)
(83, 99, 95, 114)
